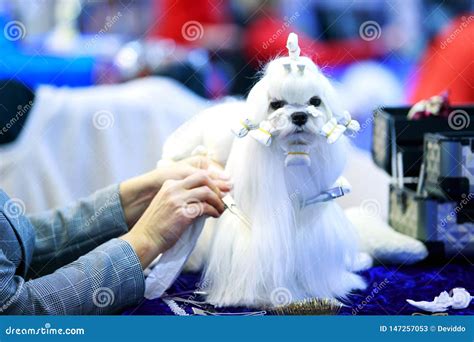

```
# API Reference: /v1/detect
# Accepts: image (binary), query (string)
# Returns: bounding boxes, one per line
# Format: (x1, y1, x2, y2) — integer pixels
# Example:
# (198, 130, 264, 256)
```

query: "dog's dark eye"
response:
(270, 100, 286, 110)
(309, 96, 322, 107)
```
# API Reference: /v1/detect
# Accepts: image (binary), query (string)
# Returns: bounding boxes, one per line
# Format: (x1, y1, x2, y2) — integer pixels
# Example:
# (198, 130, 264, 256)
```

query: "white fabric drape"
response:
(0, 77, 208, 213)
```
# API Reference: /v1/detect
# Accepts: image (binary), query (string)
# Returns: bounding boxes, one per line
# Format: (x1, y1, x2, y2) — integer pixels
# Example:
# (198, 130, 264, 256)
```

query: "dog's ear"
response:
(246, 78, 270, 121)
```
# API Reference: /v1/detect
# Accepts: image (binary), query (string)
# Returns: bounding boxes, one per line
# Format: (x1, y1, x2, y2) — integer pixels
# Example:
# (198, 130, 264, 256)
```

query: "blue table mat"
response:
(123, 262, 474, 316)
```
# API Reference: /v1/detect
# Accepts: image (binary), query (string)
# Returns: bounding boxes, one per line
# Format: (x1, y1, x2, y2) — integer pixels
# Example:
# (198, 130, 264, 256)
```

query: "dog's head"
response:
(235, 33, 359, 167)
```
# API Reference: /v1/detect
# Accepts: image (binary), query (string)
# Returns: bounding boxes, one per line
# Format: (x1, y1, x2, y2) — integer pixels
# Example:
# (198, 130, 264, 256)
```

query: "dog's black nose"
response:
(291, 112, 308, 126)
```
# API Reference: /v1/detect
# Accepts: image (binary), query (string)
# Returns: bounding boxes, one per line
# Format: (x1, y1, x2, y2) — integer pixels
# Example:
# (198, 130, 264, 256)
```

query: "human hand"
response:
(119, 156, 230, 228)
(120, 171, 229, 268)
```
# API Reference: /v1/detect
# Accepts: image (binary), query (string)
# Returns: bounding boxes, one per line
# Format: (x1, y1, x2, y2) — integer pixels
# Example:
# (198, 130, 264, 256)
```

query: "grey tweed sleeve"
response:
(1, 238, 145, 315)
(27, 184, 129, 278)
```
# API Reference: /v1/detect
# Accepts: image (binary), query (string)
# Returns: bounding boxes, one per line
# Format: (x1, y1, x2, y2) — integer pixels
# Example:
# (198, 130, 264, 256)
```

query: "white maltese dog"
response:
(159, 33, 366, 308)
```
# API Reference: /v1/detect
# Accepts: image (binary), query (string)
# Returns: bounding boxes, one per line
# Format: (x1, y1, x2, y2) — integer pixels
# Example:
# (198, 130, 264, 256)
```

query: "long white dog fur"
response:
(159, 33, 368, 307)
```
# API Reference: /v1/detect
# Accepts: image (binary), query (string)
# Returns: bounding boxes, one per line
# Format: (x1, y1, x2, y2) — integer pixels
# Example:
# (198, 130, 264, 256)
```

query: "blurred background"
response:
(0, 0, 472, 213)
(1, 0, 473, 147)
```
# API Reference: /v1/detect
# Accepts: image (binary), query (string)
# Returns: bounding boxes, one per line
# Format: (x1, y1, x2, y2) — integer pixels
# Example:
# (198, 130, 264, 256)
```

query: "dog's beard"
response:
(267, 109, 324, 167)
(280, 132, 312, 167)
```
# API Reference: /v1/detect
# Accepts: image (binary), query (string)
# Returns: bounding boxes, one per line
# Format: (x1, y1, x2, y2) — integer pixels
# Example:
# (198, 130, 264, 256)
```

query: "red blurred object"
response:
(149, 0, 230, 45)
(411, 14, 474, 105)
(243, 13, 383, 67)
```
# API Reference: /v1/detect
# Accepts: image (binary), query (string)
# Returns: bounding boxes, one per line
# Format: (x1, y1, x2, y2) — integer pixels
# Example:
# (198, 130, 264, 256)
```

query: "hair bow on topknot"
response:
(287, 32, 301, 60)
(283, 32, 307, 75)
(320, 111, 360, 144)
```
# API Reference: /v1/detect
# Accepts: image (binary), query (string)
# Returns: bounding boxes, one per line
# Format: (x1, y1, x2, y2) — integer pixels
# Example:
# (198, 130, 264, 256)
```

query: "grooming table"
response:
(123, 262, 474, 315)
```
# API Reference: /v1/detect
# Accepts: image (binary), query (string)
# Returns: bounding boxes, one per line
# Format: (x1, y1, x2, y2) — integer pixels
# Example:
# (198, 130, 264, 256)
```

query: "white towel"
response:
(144, 216, 206, 299)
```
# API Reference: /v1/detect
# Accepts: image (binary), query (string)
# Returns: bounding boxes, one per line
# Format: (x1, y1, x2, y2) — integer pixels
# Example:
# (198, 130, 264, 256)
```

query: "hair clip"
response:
(320, 113, 361, 143)
(283, 63, 292, 73)
(231, 118, 257, 138)
(320, 118, 346, 144)
(297, 64, 305, 75)
(249, 120, 273, 146)
(231, 118, 274, 146)
(339, 111, 360, 136)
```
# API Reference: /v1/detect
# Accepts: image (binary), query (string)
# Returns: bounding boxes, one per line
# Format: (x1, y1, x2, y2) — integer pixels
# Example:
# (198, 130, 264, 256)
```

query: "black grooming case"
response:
(424, 132, 474, 201)
(371, 106, 474, 177)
